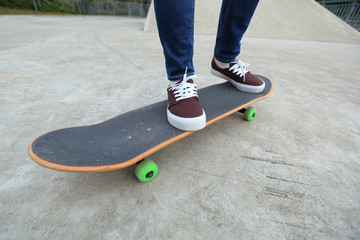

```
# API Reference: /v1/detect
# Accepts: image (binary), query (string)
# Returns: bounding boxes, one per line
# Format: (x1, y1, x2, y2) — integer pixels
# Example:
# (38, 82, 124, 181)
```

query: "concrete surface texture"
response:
(0, 1, 360, 239)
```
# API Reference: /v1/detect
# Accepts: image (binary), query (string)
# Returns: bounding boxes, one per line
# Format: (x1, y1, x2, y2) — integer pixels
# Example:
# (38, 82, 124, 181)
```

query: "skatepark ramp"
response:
(318, 0, 360, 31)
(144, 0, 360, 43)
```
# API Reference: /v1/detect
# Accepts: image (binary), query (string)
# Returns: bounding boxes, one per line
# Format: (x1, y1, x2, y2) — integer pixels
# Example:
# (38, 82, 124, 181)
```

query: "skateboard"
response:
(28, 75, 273, 182)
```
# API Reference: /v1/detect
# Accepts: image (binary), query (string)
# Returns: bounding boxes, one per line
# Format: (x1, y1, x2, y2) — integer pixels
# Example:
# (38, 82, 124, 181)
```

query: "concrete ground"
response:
(1, 1, 360, 239)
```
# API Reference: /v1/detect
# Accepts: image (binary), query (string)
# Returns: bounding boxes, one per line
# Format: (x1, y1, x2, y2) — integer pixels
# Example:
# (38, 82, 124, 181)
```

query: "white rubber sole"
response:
(167, 109, 206, 131)
(211, 68, 265, 93)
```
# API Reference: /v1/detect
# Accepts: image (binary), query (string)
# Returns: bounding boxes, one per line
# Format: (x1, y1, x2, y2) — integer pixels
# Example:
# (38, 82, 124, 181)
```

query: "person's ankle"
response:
(168, 80, 179, 87)
(214, 58, 230, 69)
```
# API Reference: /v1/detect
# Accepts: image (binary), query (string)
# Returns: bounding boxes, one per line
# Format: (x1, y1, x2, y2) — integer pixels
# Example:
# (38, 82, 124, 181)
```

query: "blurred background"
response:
(0, 0, 359, 31)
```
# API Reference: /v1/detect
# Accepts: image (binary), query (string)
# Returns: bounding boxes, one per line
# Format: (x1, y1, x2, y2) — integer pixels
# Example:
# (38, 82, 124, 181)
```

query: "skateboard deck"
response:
(29, 75, 272, 180)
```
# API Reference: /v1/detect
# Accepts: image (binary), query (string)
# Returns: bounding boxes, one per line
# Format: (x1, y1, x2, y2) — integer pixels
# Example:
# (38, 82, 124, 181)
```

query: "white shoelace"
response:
(229, 60, 250, 82)
(169, 68, 198, 102)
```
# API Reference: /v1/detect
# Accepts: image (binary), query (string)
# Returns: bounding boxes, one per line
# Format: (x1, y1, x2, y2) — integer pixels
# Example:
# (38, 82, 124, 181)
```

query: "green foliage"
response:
(0, 0, 151, 14)
(0, 0, 33, 9)
(0, 0, 76, 13)
(85, 0, 151, 3)
(37, 0, 76, 14)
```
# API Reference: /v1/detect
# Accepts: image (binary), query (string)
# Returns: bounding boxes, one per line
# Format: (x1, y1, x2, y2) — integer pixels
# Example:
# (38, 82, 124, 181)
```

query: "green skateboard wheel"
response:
(243, 107, 256, 121)
(135, 159, 158, 182)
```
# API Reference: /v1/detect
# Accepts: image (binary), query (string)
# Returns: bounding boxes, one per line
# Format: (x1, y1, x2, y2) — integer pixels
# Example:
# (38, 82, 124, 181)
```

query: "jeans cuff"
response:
(214, 56, 235, 63)
(168, 72, 195, 81)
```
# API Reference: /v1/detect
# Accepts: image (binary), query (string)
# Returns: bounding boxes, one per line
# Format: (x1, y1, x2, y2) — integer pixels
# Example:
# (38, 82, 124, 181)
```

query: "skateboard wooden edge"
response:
(28, 77, 273, 172)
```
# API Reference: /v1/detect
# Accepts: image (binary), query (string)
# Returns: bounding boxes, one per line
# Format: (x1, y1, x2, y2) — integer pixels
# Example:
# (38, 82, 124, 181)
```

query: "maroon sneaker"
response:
(211, 57, 265, 93)
(167, 75, 206, 131)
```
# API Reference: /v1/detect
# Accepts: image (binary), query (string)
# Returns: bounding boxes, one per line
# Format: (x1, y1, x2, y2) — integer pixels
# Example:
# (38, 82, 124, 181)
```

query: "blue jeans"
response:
(154, 0, 259, 81)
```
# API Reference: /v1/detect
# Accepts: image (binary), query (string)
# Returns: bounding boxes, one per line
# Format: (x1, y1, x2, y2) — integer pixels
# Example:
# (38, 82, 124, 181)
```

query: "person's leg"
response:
(214, 0, 259, 63)
(153, 0, 195, 81)
(153, 0, 205, 131)
(211, 0, 264, 93)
